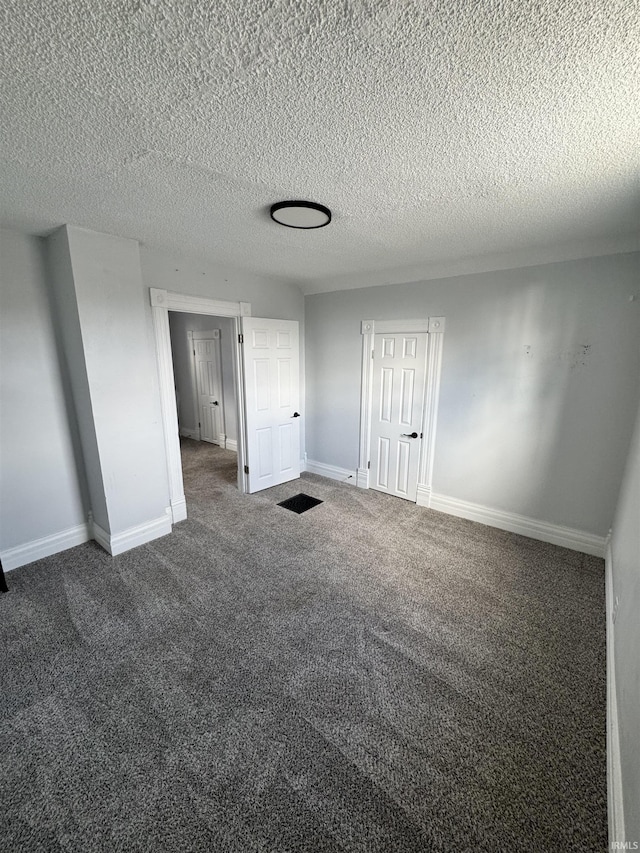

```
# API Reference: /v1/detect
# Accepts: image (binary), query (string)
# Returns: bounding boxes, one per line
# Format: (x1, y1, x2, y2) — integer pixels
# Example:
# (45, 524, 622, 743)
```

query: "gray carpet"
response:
(0, 439, 607, 851)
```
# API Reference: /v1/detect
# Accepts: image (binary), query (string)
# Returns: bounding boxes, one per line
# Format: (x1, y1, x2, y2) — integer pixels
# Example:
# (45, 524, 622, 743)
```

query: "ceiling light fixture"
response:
(270, 200, 331, 229)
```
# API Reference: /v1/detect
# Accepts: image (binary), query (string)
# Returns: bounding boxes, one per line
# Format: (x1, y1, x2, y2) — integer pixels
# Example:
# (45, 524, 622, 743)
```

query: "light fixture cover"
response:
(270, 200, 331, 229)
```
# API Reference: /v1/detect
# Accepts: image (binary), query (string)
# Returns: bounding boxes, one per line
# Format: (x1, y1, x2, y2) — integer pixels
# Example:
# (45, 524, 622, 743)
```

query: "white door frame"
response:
(150, 288, 251, 523)
(189, 329, 226, 445)
(358, 317, 446, 507)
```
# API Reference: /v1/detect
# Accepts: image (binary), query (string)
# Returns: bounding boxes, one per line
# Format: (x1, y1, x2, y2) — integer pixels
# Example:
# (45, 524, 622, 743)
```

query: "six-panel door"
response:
(194, 336, 222, 444)
(242, 318, 301, 493)
(370, 333, 428, 501)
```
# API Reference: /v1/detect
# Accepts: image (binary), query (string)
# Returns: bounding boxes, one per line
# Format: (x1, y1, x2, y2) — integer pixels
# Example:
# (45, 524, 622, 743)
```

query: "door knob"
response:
(401, 431, 418, 438)
(210, 401, 219, 406)
(292, 412, 301, 418)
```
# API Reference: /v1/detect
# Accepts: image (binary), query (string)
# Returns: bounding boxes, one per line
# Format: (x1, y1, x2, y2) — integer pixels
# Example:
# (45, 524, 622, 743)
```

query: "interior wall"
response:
(46, 226, 111, 532)
(50, 226, 172, 537)
(611, 390, 640, 842)
(139, 245, 306, 460)
(168, 312, 237, 442)
(1, 229, 305, 567)
(0, 229, 87, 552)
(305, 252, 640, 536)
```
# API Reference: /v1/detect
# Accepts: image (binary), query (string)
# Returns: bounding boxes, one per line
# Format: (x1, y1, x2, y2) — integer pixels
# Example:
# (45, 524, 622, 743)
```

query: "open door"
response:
(242, 317, 300, 493)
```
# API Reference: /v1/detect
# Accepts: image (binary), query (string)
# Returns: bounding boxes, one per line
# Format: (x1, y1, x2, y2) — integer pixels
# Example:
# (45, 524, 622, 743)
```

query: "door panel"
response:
(377, 436, 390, 489)
(194, 336, 223, 444)
(400, 368, 415, 425)
(370, 332, 427, 502)
(396, 440, 411, 496)
(242, 318, 300, 493)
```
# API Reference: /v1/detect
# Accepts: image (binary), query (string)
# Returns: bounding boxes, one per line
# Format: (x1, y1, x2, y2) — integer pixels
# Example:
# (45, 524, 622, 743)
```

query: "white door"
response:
(242, 318, 300, 493)
(193, 332, 224, 445)
(370, 332, 427, 501)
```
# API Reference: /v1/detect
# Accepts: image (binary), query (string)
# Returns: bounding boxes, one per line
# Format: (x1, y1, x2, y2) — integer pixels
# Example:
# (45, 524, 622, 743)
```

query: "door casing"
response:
(358, 318, 446, 507)
(150, 288, 251, 523)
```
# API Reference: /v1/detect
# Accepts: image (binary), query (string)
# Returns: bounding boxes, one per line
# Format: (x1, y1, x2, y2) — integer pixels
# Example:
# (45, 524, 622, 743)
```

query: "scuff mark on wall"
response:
(521, 343, 592, 368)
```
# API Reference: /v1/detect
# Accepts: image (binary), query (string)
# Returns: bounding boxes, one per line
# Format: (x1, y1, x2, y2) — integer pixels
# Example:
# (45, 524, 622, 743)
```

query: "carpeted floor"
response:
(0, 439, 607, 851)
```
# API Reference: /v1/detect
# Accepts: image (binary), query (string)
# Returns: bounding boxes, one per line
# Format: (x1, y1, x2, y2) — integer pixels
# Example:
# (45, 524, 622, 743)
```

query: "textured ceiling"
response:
(1, 0, 639, 293)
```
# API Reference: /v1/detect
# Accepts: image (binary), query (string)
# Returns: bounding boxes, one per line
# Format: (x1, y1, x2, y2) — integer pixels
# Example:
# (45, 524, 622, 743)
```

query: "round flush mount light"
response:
(270, 200, 331, 229)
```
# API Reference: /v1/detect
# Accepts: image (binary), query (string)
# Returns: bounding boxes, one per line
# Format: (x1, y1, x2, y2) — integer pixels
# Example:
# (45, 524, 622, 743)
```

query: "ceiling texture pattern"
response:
(1, 0, 639, 292)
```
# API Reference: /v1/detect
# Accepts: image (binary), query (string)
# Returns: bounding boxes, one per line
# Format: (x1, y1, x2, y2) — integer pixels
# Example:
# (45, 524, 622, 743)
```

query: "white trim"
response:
(359, 317, 445, 503)
(92, 513, 173, 556)
(418, 325, 445, 493)
(304, 460, 355, 483)
(606, 540, 626, 846)
(152, 300, 185, 524)
(358, 322, 375, 485)
(151, 289, 251, 516)
(233, 315, 249, 493)
(92, 521, 111, 553)
(429, 493, 607, 557)
(356, 467, 369, 488)
(416, 483, 432, 507)
(225, 438, 238, 452)
(150, 288, 251, 318)
(0, 523, 92, 571)
(170, 497, 187, 523)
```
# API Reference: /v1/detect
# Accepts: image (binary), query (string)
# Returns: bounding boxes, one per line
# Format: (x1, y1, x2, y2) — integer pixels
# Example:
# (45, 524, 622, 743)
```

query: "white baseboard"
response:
(429, 492, 607, 557)
(356, 467, 369, 489)
(416, 483, 431, 507)
(170, 497, 188, 523)
(0, 523, 91, 572)
(179, 427, 199, 440)
(225, 438, 238, 452)
(92, 513, 173, 557)
(305, 459, 355, 484)
(0, 522, 92, 571)
(605, 540, 626, 846)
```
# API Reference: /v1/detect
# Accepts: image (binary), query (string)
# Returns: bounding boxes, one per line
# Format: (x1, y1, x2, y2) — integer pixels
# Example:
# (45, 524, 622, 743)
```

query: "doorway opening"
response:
(150, 288, 250, 524)
(167, 311, 240, 515)
(169, 316, 236, 450)
(151, 288, 303, 524)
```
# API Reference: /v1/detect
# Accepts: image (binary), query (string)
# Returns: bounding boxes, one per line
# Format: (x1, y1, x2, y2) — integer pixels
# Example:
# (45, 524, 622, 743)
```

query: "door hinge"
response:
(420, 432, 423, 439)
(371, 350, 374, 359)
(238, 333, 244, 344)
(244, 464, 249, 475)
(367, 461, 370, 469)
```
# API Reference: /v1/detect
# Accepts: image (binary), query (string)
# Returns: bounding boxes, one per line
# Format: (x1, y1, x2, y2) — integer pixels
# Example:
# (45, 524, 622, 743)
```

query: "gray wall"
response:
(168, 312, 237, 441)
(139, 244, 306, 458)
(60, 226, 171, 534)
(0, 228, 306, 563)
(305, 253, 640, 535)
(47, 227, 112, 532)
(0, 229, 87, 549)
(611, 391, 640, 842)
